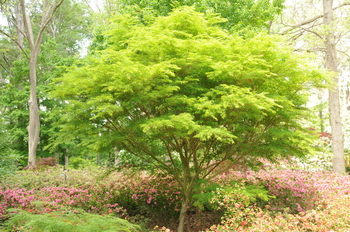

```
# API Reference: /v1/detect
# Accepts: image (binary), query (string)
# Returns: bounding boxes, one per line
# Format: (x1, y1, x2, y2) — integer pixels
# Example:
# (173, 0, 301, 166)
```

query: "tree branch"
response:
(281, 2, 350, 35)
(0, 28, 29, 59)
(35, 0, 65, 54)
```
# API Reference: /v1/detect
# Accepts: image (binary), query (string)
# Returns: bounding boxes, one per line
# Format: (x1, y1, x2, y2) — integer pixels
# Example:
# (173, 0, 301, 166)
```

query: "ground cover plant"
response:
(2, 165, 350, 231)
(2, 208, 141, 232)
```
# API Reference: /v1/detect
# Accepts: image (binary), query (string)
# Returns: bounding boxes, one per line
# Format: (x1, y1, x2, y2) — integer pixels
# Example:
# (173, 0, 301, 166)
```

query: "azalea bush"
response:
(1, 166, 106, 189)
(206, 169, 350, 232)
(0, 167, 183, 223)
(209, 169, 350, 214)
(205, 180, 271, 231)
(207, 193, 350, 232)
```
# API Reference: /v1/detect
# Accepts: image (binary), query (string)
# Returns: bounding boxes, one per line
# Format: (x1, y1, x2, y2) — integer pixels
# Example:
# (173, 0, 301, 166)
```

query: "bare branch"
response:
(0, 28, 29, 59)
(35, 0, 64, 53)
(19, 0, 34, 48)
(301, 25, 324, 40)
(281, 2, 350, 35)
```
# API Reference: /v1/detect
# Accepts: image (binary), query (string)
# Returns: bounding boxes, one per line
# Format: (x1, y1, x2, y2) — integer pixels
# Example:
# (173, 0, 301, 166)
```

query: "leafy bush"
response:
(1, 166, 106, 189)
(0, 168, 183, 223)
(0, 152, 21, 177)
(23, 157, 58, 170)
(211, 194, 350, 232)
(250, 170, 350, 213)
(68, 157, 97, 169)
(3, 208, 141, 232)
(192, 179, 220, 212)
(206, 170, 350, 232)
(208, 180, 272, 230)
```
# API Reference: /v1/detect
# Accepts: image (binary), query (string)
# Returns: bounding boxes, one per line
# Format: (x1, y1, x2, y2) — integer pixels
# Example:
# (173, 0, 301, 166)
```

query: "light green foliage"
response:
(3, 208, 141, 232)
(207, 180, 273, 230)
(68, 157, 97, 169)
(51, 6, 326, 172)
(214, 181, 273, 208)
(192, 179, 220, 211)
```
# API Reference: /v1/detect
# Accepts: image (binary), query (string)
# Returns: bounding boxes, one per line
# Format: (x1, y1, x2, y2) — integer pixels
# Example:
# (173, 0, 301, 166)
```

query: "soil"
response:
(147, 210, 222, 232)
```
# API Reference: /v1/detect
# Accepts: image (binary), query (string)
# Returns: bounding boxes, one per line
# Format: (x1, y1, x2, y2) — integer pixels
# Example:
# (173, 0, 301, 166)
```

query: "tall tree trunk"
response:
(114, 147, 119, 166)
(19, 0, 65, 167)
(15, 2, 24, 60)
(27, 54, 40, 166)
(323, 0, 345, 174)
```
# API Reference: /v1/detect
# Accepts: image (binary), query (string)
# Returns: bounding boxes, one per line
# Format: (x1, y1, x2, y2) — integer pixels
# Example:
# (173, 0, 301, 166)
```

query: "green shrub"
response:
(209, 181, 273, 230)
(2, 208, 141, 232)
(0, 152, 21, 178)
(192, 179, 220, 211)
(1, 166, 106, 189)
(69, 157, 97, 169)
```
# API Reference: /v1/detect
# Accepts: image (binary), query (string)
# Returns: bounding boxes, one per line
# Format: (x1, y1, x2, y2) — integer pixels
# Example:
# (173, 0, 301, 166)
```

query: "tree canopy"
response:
(104, 0, 285, 32)
(50, 6, 328, 231)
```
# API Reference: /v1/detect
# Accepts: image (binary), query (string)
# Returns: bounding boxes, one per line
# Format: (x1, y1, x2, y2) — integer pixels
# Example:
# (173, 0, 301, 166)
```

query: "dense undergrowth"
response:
(1, 165, 350, 231)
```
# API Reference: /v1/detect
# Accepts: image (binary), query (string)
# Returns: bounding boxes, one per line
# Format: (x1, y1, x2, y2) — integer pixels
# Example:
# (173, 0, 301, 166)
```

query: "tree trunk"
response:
(19, 0, 65, 167)
(178, 191, 190, 232)
(27, 55, 40, 167)
(65, 154, 69, 168)
(323, 0, 345, 174)
(55, 153, 60, 164)
(114, 147, 119, 166)
(97, 153, 101, 165)
(15, 2, 24, 60)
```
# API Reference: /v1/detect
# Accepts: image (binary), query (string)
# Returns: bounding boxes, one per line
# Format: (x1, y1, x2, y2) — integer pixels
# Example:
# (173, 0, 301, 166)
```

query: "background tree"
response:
(323, 0, 345, 174)
(274, 0, 350, 174)
(0, 0, 91, 166)
(20, 0, 65, 167)
(50, 7, 328, 231)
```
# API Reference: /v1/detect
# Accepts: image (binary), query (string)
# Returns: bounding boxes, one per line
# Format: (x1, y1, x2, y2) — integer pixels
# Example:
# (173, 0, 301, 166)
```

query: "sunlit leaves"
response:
(51, 6, 327, 177)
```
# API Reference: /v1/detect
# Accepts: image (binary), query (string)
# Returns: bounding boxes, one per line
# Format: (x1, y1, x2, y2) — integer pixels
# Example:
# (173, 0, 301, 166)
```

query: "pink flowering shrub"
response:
(0, 188, 35, 219)
(0, 167, 183, 223)
(96, 172, 182, 219)
(207, 170, 350, 232)
(210, 169, 350, 214)
(0, 186, 127, 220)
(37, 186, 127, 216)
(249, 170, 350, 213)
(222, 194, 350, 232)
